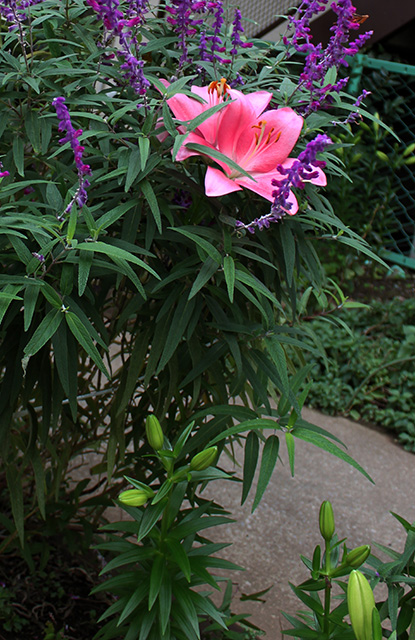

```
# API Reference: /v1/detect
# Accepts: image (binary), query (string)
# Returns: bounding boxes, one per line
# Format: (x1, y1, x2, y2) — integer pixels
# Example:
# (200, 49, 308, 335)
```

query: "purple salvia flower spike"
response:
(52, 97, 92, 211)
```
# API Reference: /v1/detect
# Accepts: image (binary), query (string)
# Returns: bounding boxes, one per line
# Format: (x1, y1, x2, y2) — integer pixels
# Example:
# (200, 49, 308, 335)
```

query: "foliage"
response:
(92, 420, 268, 639)
(282, 502, 415, 640)
(303, 299, 415, 451)
(0, 0, 380, 635)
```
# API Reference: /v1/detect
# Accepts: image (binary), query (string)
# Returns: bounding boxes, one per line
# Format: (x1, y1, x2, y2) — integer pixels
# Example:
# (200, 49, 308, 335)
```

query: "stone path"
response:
(202, 408, 415, 639)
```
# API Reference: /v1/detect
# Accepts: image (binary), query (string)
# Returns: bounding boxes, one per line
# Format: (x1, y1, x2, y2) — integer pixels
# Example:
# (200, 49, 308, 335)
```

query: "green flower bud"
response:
(145, 415, 164, 451)
(189, 446, 218, 471)
(347, 570, 376, 640)
(118, 489, 150, 507)
(346, 545, 371, 568)
(319, 501, 335, 542)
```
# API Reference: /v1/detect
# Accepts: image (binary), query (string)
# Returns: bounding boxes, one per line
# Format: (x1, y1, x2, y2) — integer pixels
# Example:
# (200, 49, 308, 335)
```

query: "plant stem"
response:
(323, 540, 331, 636)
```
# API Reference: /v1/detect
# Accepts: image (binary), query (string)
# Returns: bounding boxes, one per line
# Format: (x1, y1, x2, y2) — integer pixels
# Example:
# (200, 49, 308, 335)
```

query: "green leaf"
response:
(252, 435, 280, 512)
(235, 269, 281, 308)
(23, 309, 63, 357)
(223, 255, 235, 303)
(23, 283, 40, 332)
(264, 337, 289, 398)
(6, 467, 24, 546)
(65, 311, 110, 378)
(141, 180, 162, 233)
(289, 583, 324, 615)
(95, 201, 137, 231)
(0, 285, 23, 325)
(138, 499, 167, 542)
(159, 573, 172, 634)
(188, 257, 218, 299)
(389, 584, 400, 631)
(76, 241, 159, 280)
(13, 136, 24, 176)
(78, 250, 94, 296)
(39, 282, 63, 309)
(241, 431, 259, 505)
(51, 322, 78, 420)
(31, 448, 46, 519)
(173, 584, 200, 639)
(170, 227, 222, 264)
(125, 148, 141, 192)
(46, 182, 63, 214)
(66, 202, 78, 243)
(291, 425, 373, 482)
(186, 142, 255, 181)
(165, 538, 191, 582)
(148, 555, 165, 610)
(138, 137, 150, 172)
(280, 223, 295, 286)
(119, 583, 148, 625)
(156, 296, 196, 373)
(25, 110, 41, 153)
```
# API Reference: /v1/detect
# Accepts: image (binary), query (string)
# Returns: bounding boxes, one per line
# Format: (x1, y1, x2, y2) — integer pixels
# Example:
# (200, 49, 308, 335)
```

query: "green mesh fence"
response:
(350, 55, 415, 269)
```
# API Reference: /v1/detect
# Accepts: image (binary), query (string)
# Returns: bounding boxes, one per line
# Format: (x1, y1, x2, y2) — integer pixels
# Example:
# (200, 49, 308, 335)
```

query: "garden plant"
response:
(283, 501, 415, 640)
(0, 0, 385, 636)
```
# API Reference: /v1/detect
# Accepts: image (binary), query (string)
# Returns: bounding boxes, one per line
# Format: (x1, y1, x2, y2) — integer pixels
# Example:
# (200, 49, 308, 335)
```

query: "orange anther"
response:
(208, 78, 230, 97)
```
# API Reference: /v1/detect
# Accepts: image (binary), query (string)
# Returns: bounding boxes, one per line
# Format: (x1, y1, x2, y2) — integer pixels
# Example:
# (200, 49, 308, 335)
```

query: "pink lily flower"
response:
(162, 78, 326, 214)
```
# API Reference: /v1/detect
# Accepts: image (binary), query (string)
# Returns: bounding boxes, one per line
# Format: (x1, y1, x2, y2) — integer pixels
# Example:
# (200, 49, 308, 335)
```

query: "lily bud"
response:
(145, 415, 164, 451)
(346, 545, 371, 568)
(319, 500, 335, 542)
(189, 446, 218, 471)
(347, 570, 376, 640)
(118, 489, 151, 507)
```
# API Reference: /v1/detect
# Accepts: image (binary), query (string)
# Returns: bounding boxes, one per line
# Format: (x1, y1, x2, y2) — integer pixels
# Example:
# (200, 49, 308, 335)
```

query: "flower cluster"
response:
(230, 8, 252, 56)
(285, 0, 373, 113)
(270, 133, 332, 214)
(166, 0, 207, 65)
(86, 0, 149, 97)
(166, 1, 252, 69)
(52, 97, 92, 212)
(0, 0, 42, 29)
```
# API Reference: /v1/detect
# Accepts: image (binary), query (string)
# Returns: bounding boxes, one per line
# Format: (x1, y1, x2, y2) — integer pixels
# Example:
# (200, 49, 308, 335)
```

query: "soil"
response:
(343, 264, 415, 302)
(0, 543, 112, 640)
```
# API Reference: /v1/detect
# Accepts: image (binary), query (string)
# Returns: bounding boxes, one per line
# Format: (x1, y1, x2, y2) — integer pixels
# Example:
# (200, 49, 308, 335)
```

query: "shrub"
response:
(0, 0, 378, 635)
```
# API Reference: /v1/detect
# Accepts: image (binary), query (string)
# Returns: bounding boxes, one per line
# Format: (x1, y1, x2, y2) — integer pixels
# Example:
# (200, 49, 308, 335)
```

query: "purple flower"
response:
(166, 0, 207, 65)
(230, 8, 252, 56)
(87, 0, 149, 97)
(32, 252, 45, 262)
(52, 97, 92, 210)
(286, 0, 373, 113)
(271, 133, 332, 214)
(0, 160, 9, 178)
(0, 0, 42, 28)
(236, 134, 332, 233)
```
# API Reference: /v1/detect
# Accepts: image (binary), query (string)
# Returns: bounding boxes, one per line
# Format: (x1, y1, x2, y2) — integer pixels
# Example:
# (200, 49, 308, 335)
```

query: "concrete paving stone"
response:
(201, 408, 415, 639)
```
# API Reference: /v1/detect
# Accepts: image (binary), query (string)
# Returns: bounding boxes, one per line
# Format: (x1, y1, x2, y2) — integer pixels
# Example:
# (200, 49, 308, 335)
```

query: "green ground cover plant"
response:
(304, 298, 415, 451)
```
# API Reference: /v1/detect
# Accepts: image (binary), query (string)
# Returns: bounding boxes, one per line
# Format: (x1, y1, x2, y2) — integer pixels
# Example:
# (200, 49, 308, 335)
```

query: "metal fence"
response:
(350, 54, 415, 269)
(237, 0, 301, 37)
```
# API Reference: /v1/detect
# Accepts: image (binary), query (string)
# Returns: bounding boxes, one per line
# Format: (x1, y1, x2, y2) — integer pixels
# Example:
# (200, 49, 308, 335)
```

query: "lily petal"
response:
(166, 91, 205, 123)
(205, 166, 243, 197)
(238, 90, 272, 117)
(241, 108, 304, 173)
